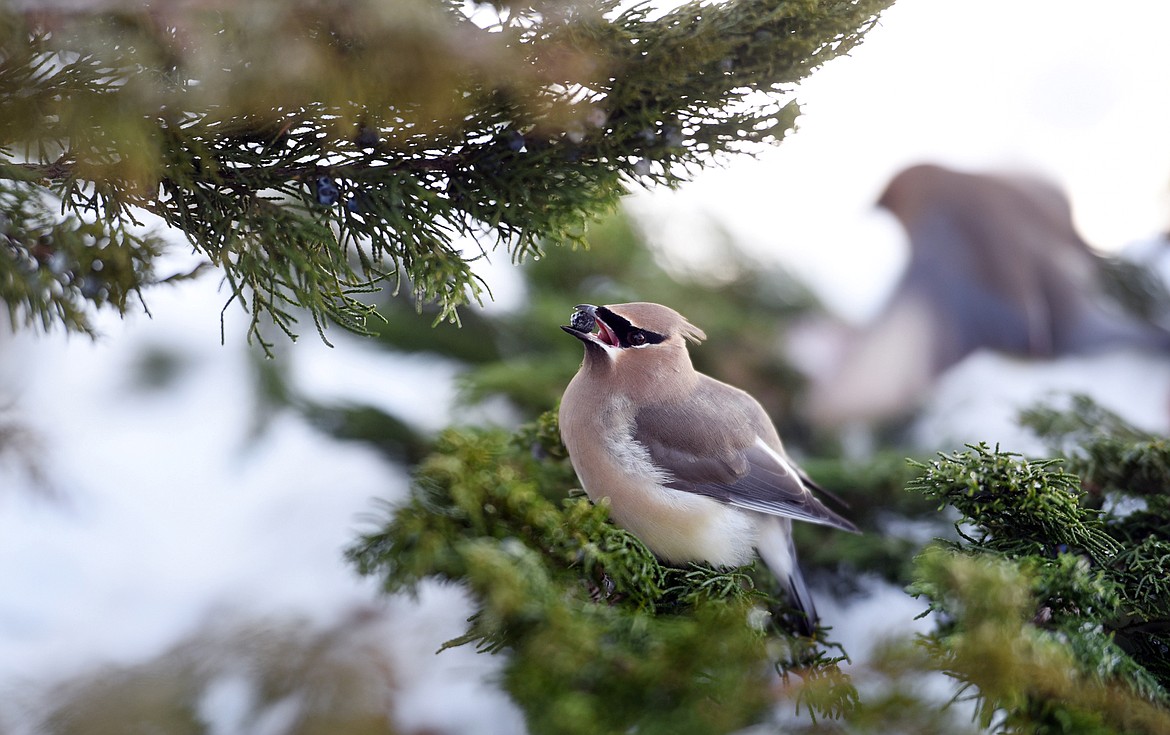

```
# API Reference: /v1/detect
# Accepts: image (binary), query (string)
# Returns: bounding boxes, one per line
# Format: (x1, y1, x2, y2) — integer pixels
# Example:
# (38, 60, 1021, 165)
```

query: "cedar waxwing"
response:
(804, 163, 1170, 428)
(878, 164, 1170, 362)
(559, 302, 856, 635)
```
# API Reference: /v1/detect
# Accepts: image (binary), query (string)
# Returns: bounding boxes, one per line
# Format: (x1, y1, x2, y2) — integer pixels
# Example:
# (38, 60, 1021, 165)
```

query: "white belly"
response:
(571, 429, 758, 567)
(601, 478, 760, 567)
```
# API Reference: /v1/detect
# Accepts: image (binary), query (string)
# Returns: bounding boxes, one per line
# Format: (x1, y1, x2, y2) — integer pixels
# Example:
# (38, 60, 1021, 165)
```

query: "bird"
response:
(559, 302, 856, 635)
(877, 164, 1170, 364)
(803, 163, 1170, 429)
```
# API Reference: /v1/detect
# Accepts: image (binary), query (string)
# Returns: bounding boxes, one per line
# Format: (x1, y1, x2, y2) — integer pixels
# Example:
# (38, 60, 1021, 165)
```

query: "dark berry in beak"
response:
(570, 307, 596, 332)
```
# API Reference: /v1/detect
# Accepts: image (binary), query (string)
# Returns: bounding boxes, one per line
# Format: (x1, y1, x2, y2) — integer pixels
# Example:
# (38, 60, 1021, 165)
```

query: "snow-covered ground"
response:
(914, 348, 1170, 455)
(0, 277, 524, 734)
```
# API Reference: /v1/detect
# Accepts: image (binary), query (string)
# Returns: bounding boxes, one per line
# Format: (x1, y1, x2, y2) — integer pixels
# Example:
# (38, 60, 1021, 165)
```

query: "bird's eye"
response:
(628, 330, 647, 346)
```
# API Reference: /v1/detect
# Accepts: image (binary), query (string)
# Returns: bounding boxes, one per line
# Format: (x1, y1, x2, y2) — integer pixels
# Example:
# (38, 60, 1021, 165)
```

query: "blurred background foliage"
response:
(36, 612, 407, 735)
(232, 206, 829, 467)
(364, 210, 818, 431)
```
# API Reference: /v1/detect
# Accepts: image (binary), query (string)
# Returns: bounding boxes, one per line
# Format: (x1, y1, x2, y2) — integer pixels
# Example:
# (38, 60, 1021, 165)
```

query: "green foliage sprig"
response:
(906, 424, 1170, 734)
(910, 443, 1122, 564)
(911, 549, 1170, 735)
(1022, 394, 1170, 501)
(0, 175, 172, 334)
(0, 0, 891, 350)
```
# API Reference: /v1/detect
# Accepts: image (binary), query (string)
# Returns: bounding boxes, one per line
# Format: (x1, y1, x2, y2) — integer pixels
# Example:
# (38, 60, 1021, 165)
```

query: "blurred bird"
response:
(559, 302, 856, 635)
(805, 163, 1170, 428)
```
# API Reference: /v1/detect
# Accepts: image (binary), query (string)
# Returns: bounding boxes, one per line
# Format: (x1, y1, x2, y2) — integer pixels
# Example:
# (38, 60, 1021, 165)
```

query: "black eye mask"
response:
(595, 307, 666, 348)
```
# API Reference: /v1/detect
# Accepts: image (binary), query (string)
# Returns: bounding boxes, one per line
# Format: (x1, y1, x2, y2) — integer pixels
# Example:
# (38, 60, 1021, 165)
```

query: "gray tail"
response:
(755, 516, 819, 636)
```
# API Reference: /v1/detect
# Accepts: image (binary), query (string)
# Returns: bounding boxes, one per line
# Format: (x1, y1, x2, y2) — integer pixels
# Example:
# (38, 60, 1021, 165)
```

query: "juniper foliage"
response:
(0, 0, 890, 351)
(348, 413, 859, 735)
(907, 424, 1170, 734)
(345, 391, 1170, 735)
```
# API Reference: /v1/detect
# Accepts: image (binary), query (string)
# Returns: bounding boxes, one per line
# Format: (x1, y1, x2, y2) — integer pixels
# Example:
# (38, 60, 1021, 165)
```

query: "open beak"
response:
(561, 304, 619, 348)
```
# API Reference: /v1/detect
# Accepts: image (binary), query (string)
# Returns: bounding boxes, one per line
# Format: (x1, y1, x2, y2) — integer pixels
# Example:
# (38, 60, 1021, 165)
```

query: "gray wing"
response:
(633, 378, 857, 533)
(901, 208, 1044, 366)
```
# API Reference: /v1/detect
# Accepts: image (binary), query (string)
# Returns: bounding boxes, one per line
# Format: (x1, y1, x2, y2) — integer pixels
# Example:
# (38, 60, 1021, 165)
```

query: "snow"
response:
(914, 349, 1170, 455)
(0, 277, 521, 733)
(1, 289, 378, 673)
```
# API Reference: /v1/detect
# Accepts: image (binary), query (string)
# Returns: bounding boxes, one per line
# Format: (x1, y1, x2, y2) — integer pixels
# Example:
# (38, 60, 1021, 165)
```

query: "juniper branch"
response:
(0, 0, 891, 350)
